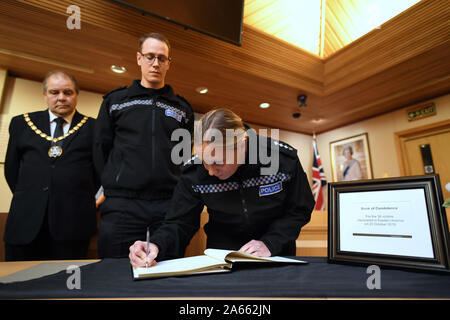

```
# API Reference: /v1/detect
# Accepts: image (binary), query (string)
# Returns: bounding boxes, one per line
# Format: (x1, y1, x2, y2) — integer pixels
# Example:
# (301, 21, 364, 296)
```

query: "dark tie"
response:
(53, 117, 66, 146)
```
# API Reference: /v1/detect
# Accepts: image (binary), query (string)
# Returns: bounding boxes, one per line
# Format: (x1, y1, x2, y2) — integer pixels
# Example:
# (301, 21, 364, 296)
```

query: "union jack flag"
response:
(312, 138, 327, 210)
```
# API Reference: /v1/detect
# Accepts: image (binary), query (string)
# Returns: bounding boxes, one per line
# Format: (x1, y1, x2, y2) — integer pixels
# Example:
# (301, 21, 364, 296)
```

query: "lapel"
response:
(28, 110, 52, 150)
(62, 110, 83, 151)
(23, 110, 51, 159)
(33, 110, 52, 137)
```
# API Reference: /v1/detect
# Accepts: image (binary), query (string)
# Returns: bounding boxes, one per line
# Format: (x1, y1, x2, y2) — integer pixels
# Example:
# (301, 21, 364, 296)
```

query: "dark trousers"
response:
(5, 213, 90, 261)
(97, 197, 171, 259)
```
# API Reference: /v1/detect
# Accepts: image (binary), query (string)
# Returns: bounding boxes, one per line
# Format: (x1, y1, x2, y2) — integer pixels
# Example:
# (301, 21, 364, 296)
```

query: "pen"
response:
(145, 226, 150, 269)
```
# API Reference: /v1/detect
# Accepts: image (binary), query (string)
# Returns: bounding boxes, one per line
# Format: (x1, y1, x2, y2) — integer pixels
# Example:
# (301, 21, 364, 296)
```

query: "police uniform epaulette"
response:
(103, 86, 127, 99)
(272, 139, 297, 158)
(176, 94, 191, 108)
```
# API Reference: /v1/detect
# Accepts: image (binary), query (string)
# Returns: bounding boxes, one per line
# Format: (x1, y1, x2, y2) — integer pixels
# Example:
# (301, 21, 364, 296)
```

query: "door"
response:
(396, 120, 450, 228)
(402, 127, 450, 199)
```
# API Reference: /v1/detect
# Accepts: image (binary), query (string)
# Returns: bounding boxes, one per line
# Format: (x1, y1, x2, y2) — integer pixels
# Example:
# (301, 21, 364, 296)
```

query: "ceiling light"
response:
(259, 102, 270, 109)
(111, 65, 127, 74)
(196, 87, 208, 94)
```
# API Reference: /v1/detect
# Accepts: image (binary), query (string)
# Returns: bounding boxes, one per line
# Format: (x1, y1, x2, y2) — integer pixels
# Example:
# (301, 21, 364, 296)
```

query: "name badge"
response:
(165, 109, 182, 122)
(259, 181, 282, 197)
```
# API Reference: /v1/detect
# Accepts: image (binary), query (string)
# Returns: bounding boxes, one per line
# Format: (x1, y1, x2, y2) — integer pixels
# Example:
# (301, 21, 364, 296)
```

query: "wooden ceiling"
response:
(0, 0, 448, 134)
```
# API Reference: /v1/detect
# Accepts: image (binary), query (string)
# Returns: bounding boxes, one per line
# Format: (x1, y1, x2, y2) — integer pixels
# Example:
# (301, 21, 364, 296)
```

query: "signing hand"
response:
(239, 240, 271, 257)
(129, 240, 159, 268)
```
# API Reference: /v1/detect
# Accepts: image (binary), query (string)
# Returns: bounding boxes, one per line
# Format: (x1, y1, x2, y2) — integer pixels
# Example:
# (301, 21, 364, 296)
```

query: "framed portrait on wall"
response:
(330, 133, 373, 182)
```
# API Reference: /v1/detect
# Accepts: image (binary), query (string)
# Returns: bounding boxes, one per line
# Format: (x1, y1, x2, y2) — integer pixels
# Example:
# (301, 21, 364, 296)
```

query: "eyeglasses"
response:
(139, 52, 171, 65)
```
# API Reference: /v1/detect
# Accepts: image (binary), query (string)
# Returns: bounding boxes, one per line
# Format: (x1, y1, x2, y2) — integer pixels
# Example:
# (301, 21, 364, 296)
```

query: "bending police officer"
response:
(129, 108, 315, 267)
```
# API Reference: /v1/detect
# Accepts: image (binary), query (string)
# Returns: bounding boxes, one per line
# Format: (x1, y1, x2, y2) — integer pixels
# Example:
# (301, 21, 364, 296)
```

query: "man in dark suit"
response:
(3, 70, 99, 261)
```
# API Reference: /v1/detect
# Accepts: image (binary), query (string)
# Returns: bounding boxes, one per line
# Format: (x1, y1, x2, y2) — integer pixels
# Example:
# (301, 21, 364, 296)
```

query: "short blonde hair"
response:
(195, 108, 246, 150)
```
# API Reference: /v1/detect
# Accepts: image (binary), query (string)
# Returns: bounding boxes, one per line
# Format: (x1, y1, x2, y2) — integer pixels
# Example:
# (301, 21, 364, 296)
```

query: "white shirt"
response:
(48, 110, 75, 137)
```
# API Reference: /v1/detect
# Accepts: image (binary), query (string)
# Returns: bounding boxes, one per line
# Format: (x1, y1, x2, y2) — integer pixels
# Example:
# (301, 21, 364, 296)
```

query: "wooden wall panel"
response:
(324, 0, 449, 94)
(0, 0, 447, 134)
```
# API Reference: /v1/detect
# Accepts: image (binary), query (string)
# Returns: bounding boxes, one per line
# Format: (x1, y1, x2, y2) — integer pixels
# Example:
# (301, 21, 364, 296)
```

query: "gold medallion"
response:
(48, 145, 63, 158)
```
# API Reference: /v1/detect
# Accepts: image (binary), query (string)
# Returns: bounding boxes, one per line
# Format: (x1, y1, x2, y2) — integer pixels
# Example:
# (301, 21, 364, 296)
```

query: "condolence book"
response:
(132, 248, 307, 280)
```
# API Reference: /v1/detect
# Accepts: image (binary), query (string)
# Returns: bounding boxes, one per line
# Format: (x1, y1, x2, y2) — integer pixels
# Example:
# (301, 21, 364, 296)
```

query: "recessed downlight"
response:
(311, 118, 324, 124)
(259, 102, 270, 109)
(110, 65, 127, 74)
(195, 87, 208, 94)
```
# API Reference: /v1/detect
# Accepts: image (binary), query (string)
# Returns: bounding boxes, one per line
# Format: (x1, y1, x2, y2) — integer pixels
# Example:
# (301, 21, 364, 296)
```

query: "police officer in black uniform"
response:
(94, 33, 194, 258)
(129, 109, 315, 267)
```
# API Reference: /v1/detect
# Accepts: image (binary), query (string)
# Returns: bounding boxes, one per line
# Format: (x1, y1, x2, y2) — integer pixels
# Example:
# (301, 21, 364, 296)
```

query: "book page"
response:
(204, 249, 239, 262)
(262, 256, 307, 263)
(133, 255, 230, 279)
(204, 248, 307, 264)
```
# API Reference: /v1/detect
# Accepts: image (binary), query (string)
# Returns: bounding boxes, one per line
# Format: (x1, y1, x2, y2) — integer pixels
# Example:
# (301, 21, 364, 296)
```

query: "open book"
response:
(132, 248, 307, 280)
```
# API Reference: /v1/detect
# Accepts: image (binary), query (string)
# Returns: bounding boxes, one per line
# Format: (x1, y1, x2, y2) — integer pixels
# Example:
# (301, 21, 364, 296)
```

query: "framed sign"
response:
(328, 175, 450, 273)
(329, 133, 373, 182)
(406, 102, 436, 121)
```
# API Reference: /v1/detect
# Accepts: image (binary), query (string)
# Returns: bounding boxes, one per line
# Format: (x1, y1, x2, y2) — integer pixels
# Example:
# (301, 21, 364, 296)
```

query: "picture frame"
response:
(329, 133, 373, 182)
(328, 174, 450, 273)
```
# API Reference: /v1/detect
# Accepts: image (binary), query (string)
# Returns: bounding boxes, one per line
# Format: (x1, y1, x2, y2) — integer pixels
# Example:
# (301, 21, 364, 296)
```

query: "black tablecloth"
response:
(0, 257, 449, 299)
